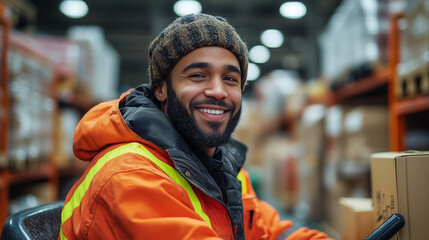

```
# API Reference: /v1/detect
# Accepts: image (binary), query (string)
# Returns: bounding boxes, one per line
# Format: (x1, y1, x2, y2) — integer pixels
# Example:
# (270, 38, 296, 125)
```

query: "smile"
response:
(197, 108, 225, 115)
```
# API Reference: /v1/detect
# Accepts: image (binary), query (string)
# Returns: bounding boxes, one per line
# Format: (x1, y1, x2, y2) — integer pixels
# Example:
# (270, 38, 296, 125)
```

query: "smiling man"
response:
(59, 14, 334, 240)
(156, 47, 243, 156)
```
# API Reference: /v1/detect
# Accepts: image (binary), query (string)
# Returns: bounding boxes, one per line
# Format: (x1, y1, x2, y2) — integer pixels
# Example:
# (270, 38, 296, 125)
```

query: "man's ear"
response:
(154, 81, 167, 102)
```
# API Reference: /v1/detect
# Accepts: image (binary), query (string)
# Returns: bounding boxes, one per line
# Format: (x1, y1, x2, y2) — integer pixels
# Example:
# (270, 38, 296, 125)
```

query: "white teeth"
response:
(198, 108, 224, 115)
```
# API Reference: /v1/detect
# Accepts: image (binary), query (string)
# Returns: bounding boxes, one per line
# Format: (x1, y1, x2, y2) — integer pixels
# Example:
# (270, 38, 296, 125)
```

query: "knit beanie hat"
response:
(149, 13, 248, 91)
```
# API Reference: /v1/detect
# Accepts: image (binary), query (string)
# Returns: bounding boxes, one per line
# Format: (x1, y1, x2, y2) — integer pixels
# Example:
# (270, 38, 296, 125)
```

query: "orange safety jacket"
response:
(59, 84, 334, 240)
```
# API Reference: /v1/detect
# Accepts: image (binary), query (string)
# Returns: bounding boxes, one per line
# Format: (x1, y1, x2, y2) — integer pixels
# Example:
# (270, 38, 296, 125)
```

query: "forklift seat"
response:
(1, 202, 63, 240)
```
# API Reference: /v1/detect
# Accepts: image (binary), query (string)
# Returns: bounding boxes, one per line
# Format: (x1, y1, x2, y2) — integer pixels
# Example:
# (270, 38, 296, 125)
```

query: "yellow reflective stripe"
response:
(237, 170, 247, 194)
(60, 228, 67, 240)
(61, 143, 139, 238)
(126, 143, 212, 228)
(61, 142, 211, 239)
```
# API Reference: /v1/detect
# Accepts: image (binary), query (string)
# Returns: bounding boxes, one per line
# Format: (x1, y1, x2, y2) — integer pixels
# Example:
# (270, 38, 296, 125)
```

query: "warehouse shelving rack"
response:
(319, 12, 428, 152)
(298, 12, 428, 236)
(388, 12, 429, 151)
(330, 68, 390, 104)
(388, 12, 405, 151)
(0, 5, 91, 231)
(0, 15, 59, 231)
(0, 2, 10, 229)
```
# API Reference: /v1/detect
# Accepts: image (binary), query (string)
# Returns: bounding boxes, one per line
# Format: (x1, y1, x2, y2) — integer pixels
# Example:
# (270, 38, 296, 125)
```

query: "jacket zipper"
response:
(184, 176, 238, 240)
(249, 210, 254, 229)
(144, 145, 238, 240)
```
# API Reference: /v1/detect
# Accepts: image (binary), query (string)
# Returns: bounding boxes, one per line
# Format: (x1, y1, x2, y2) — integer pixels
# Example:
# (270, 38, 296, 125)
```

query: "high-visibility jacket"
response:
(60, 84, 334, 240)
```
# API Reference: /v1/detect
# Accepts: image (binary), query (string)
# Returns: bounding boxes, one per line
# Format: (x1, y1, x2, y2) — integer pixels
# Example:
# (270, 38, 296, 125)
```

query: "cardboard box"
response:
(233, 101, 264, 167)
(370, 152, 429, 240)
(297, 104, 326, 220)
(339, 197, 375, 240)
(343, 106, 389, 163)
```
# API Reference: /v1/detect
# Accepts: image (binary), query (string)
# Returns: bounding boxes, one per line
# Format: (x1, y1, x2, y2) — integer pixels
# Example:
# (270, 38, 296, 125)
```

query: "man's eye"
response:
(189, 73, 205, 78)
(224, 76, 239, 82)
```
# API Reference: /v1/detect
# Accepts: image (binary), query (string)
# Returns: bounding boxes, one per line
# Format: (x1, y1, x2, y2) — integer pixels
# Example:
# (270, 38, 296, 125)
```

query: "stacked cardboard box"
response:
(261, 136, 300, 210)
(297, 104, 326, 220)
(233, 100, 264, 168)
(323, 105, 347, 231)
(234, 100, 300, 209)
(397, 0, 429, 97)
(67, 26, 120, 102)
(339, 197, 375, 240)
(343, 106, 389, 164)
(8, 32, 55, 171)
(320, 105, 390, 233)
(370, 152, 429, 240)
(53, 108, 81, 168)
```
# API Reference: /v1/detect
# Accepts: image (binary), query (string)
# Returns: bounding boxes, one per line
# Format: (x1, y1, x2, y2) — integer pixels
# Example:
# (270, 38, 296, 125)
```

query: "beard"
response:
(166, 84, 241, 148)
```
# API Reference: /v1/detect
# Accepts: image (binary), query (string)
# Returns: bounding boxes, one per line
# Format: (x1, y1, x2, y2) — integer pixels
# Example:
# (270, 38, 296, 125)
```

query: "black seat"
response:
(1, 202, 64, 240)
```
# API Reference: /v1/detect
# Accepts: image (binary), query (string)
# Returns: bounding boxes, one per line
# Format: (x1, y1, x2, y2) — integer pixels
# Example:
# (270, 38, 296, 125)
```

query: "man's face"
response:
(155, 47, 242, 154)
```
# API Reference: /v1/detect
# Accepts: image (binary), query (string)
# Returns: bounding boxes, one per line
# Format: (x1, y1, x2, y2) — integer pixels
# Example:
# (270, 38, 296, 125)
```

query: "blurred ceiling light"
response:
(280, 1, 307, 19)
(247, 63, 260, 81)
(249, 45, 270, 64)
(60, 0, 88, 19)
(174, 0, 202, 16)
(261, 29, 284, 48)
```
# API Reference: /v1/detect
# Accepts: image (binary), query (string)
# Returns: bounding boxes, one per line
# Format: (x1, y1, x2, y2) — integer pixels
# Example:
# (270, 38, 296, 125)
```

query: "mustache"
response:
(189, 98, 235, 110)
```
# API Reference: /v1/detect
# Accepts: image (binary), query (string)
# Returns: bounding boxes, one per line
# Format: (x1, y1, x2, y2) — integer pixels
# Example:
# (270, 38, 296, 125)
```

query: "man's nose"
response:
(204, 77, 228, 99)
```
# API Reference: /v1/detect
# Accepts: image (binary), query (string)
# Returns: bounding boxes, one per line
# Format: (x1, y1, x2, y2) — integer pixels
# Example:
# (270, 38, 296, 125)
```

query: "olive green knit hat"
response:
(148, 13, 248, 91)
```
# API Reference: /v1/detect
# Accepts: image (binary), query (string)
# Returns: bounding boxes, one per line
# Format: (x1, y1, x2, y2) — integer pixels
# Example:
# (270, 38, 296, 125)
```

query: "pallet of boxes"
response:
(339, 151, 429, 240)
(396, 0, 429, 98)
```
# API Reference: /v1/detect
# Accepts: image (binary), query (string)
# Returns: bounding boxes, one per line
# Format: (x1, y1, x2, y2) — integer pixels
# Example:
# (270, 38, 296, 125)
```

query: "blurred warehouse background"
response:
(17, 0, 343, 92)
(1, 0, 428, 239)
